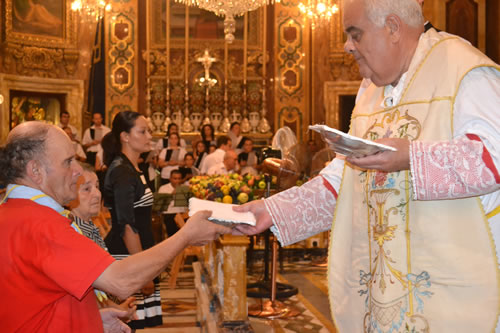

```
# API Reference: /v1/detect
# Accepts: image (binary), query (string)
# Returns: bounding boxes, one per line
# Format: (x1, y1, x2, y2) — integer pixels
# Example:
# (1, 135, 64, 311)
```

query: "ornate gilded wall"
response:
(273, 0, 310, 141)
(105, 0, 140, 124)
(0, 0, 97, 142)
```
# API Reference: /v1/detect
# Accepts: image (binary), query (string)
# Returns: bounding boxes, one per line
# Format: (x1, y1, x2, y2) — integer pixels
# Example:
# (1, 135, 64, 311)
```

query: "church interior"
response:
(1, 0, 499, 332)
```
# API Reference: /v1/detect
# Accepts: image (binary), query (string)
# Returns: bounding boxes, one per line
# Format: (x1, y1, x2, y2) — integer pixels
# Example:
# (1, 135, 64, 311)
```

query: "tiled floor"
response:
(137, 255, 335, 332)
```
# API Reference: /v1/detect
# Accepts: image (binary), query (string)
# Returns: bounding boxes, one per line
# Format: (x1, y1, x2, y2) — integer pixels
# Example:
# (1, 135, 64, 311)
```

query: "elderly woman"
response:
(68, 164, 137, 328)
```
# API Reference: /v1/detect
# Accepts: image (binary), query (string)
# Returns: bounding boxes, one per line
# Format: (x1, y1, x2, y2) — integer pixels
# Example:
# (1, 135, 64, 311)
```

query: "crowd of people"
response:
(58, 110, 264, 189)
(0, 110, 269, 331)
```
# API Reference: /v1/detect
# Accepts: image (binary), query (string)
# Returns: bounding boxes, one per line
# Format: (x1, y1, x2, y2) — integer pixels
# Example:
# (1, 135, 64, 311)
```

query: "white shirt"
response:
(199, 149, 226, 174)
(82, 125, 111, 152)
(228, 131, 242, 150)
(207, 162, 232, 175)
(158, 183, 187, 214)
(159, 147, 186, 179)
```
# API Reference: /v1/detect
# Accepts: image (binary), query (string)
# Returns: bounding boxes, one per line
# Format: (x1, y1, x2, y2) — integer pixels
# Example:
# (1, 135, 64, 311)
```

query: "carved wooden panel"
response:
(446, 0, 478, 47)
(432, 0, 486, 52)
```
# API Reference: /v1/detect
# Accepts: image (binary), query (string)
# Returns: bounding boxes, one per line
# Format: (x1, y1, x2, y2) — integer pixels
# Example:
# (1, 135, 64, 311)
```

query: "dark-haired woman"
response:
(237, 137, 258, 168)
(101, 111, 162, 329)
(200, 124, 216, 152)
(154, 122, 186, 152)
(193, 139, 208, 170)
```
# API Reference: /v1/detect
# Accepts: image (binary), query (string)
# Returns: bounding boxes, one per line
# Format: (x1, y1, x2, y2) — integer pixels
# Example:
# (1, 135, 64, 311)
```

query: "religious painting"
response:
(5, 0, 76, 48)
(11, 0, 64, 38)
(9, 91, 65, 129)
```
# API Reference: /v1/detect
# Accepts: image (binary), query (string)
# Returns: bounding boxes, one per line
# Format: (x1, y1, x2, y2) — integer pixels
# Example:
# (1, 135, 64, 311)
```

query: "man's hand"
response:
(118, 297, 138, 322)
(180, 210, 232, 246)
(346, 138, 410, 172)
(100, 308, 132, 333)
(232, 200, 273, 236)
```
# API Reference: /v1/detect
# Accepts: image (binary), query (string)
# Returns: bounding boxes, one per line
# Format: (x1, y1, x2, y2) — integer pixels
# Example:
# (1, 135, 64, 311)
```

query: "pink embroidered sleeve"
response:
(410, 135, 500, 201)
(264, 176, 337, 246)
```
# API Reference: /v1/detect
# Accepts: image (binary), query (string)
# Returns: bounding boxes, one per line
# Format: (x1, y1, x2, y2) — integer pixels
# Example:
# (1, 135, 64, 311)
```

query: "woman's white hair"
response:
(362, 0, 424, 28)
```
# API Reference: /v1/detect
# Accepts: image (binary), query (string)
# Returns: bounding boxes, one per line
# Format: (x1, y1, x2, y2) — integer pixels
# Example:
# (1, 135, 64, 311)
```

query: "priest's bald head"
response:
(0, 122, 82, 205)
(343, 0, 424, 87)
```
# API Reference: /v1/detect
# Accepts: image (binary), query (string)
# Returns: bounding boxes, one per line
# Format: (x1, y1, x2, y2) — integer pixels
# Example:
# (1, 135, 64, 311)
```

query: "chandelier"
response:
(176, 0, 278, 43)
(298, 0, 338, 29)
(71, 0, 112, 22)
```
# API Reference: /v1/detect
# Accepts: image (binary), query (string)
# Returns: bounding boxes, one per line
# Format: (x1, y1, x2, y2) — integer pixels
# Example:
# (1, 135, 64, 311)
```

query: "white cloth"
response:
(82, 125, 111, 152)
(158, 183, 187, 214)
(207, 162, 232, 175)
(158, 147, 186, 179)
(199, 149, 226, 174)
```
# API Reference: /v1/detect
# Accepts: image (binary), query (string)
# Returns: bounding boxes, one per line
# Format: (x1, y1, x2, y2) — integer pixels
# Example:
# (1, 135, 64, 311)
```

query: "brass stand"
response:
(248, 237, 300, 319)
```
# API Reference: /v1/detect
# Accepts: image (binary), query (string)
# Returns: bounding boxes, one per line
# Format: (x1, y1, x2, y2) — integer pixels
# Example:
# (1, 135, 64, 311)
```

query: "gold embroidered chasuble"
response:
(328, 29, 499, 332)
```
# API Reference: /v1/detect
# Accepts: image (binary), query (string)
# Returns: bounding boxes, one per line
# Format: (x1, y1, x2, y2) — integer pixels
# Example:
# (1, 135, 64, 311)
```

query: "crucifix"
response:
(196, 49, 218, 125)
(197, 49, 217, 88)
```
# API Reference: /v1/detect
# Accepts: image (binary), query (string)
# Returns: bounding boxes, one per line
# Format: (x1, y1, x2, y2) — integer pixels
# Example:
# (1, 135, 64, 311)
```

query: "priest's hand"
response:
(346, 138, 410, 172)
(232, 200, 273, 236)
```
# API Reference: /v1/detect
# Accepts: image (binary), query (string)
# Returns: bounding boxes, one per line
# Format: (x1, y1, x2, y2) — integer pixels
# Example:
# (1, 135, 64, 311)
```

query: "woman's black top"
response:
(103, 153, 155, 254)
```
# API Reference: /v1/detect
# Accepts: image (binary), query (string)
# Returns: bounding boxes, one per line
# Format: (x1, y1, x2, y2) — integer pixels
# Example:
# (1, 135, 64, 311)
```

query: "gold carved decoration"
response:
(2, 43, 80, 78)
(3, 0, 80, 77)
(327, 1, 361, 81)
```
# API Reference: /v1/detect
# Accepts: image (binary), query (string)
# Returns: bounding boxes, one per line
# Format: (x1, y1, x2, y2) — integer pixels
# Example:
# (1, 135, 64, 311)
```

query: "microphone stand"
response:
(247, 174, 300, 319)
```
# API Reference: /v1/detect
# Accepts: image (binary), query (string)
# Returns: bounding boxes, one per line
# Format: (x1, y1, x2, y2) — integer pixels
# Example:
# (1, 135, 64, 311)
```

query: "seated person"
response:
(157, 170, 187, 237)
(193, 140, 208, 170)
(178, 153, 200, 183)
(155, 123, 186, 151)
(236, 137, 259, 168)
(238, 152, 258, 176)
(199, 136, 232, 174)
(158, 133, 186, 185)
(207, 150, 238, 175)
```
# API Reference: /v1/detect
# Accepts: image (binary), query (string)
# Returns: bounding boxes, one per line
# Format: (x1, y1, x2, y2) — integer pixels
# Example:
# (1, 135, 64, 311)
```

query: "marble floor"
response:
(137, 255, 335, 333)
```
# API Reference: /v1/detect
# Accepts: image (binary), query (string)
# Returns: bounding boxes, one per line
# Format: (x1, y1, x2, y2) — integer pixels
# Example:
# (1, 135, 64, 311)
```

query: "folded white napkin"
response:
(188, 197, 256, 226)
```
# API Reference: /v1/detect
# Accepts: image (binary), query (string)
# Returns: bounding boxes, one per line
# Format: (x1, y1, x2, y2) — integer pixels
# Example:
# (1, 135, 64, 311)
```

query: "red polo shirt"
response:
(0, 199, 115, 332)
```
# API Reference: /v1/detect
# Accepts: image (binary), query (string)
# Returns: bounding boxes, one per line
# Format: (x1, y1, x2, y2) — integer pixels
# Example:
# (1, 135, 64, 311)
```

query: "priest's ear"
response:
(384, 14, 402, 43)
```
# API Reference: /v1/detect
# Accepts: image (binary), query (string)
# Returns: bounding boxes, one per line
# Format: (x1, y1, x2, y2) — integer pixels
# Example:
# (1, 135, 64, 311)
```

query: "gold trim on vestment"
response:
(327, 160, 349, 332)
(487, 205, 500, 220)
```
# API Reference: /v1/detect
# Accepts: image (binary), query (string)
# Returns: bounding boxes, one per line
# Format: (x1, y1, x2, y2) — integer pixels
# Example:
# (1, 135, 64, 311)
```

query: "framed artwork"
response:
(5, 0, 77, 48)
(9, 90, 65, 129)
